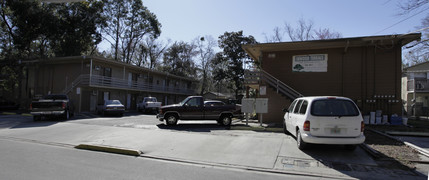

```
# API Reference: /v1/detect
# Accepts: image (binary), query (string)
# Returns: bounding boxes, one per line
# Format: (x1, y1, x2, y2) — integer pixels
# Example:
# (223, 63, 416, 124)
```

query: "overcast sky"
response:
(100, 0, 428, 50)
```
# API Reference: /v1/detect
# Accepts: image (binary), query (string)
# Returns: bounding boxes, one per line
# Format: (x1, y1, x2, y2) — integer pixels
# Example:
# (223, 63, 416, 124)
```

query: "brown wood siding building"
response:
(243, 34, 421, 124)
(21, 56, 198, 113)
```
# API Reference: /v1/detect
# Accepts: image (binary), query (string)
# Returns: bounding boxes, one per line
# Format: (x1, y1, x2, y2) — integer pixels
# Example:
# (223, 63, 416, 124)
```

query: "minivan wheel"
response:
(219, 115, 232, 126)
(165, 114, 178, 126)
(297, 130, 308, 150)
(345, 145, 357, 151)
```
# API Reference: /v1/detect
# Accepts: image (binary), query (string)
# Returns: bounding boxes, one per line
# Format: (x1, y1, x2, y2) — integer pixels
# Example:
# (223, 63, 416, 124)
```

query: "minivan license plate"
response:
(331, 128, 340, 134)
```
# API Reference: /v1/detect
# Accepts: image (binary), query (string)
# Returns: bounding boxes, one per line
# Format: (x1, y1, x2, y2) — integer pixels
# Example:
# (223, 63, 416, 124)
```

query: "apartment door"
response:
(127, 94, 131, 109)
(104, 92, 109, 101)
(128, 73, 132, 87)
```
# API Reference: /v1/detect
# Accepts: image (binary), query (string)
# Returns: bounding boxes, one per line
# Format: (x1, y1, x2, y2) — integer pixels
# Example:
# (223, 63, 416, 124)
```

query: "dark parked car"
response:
(157, 96, 242, 126)
(97, 100, 125, 117)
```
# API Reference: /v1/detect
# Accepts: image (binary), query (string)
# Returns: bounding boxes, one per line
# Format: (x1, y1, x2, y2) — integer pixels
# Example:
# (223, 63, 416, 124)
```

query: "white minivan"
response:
(283, 96, 365, 150)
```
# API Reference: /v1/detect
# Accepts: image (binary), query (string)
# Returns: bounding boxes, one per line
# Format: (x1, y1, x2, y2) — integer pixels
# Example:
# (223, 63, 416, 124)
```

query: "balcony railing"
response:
(407, 79, 429, 92)
(64, 74, 195, 95)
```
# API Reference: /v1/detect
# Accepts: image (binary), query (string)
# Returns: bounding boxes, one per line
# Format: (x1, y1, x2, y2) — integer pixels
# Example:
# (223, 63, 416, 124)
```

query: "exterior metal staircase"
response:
(244, 69, 303, 100)
(63, 75, 89, 94)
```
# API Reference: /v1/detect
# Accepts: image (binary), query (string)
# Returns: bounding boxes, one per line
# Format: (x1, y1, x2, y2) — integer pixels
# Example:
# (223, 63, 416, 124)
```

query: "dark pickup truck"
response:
(30, 94, 74, 121)
(157, 96, 242, 126)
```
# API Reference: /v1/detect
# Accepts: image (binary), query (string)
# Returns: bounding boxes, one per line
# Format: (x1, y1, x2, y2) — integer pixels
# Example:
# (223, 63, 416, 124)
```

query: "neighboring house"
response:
(402, 61, 429, 116)
(21, 56, 198, 113)
(243, 33, 421, 124)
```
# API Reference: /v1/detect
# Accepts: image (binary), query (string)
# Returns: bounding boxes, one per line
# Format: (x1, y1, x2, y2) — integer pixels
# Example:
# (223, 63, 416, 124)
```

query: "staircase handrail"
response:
(63, 74, 89, 94)
(260, 70, 303, 99)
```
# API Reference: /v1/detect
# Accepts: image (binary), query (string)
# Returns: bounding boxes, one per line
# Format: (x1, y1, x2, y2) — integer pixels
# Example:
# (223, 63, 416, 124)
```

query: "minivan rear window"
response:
(311, 99, 359, 116)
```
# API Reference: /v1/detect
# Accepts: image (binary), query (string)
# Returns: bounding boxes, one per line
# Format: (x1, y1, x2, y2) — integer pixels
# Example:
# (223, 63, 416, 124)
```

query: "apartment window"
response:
(132, 73, 138, 82)
(103, 67, 112, 77)
(148, 76, 153, 84)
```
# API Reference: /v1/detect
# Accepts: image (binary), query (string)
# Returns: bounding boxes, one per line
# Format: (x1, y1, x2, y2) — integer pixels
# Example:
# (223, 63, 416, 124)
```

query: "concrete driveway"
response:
(0, 113, 427, 179)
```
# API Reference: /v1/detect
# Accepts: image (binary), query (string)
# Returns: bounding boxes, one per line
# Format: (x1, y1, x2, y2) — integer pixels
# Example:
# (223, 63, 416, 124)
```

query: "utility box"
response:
(241, 98, 254, 113)
(255, 98, 268, 113)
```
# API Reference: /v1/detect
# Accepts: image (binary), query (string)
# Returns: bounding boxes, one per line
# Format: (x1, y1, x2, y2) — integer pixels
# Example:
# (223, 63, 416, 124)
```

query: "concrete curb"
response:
(75, 144, 141, 156)
(386, 131, 429, 137)
(360, 143, 384, 159)
(368, 129, 429, 158)
(139, 154, 355, 180)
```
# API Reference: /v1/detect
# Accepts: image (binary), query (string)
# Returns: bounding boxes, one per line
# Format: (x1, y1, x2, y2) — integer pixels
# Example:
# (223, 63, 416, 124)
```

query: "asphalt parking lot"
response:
(0, 111, 427, 179)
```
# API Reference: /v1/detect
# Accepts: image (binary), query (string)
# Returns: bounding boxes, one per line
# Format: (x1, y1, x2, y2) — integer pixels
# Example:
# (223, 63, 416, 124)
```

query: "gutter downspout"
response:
(342, 41, 350, 96)
(90, 58, 93, 86)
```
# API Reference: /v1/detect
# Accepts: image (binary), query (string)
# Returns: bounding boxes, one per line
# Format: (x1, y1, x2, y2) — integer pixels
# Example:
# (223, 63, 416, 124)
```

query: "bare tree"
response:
(264, 27, 284, 43)
(397, 0, 429, 65)
(135, 37, 169, 69)
(314, 28, 342, 40)
(194, 35, 217, 95)
(102, 0, 161, 62)
(398, 0, 429, 15)
(285, 18, 315, 41)
(264, 18, 342, 43)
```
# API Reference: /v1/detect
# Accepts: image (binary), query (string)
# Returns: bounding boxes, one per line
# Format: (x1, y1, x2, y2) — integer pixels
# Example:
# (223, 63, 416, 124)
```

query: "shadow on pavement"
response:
(293, 132, 427, 179)
(11, 117, 62, 129)
(156, 123, 228, 132)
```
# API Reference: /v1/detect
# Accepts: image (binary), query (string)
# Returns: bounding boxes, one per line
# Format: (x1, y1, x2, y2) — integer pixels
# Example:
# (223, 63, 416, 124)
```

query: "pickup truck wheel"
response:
(165, 114, 178, 126)
(63, 110, 70, 120)
(297, 130, 308, 150)
(33, 116, 40, 121)
(220, 115, 232, 126)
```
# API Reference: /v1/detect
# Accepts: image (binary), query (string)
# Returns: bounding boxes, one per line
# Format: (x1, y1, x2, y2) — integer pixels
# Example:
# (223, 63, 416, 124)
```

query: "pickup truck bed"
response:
(30, 94, 74, 121)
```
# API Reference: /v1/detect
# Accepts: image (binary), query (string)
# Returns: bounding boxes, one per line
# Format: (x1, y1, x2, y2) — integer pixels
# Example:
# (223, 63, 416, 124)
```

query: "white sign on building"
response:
(259, 86, 266, 96)
(292, 54, 328, 72)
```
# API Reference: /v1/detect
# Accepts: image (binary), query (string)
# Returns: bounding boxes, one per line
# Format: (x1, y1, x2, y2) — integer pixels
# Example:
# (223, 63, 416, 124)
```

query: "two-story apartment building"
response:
(402, 61, 429, 116)
(21, 56, 198, 113)
(243, 33, 421, 124)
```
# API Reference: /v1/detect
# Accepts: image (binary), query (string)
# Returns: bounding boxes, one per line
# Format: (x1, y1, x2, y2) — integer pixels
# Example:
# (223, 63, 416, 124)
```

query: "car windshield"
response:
(146, 98, 156, 102)
(179, 97, 192, 106)
(42, 94, 67, 100)
(106, 100, 122, 105)
(311, 99, 359, 116)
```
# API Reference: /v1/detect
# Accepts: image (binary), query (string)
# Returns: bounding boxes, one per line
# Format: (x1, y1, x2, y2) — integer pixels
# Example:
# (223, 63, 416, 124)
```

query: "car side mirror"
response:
(282, 108, 288, 113)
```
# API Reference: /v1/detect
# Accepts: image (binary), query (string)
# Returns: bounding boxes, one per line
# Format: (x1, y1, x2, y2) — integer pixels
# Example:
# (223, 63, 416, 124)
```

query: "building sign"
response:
(259, 86, 266, 95)
(292, 54, 328, 72)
